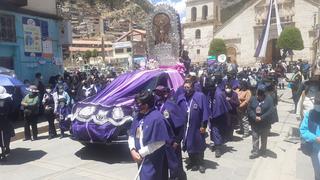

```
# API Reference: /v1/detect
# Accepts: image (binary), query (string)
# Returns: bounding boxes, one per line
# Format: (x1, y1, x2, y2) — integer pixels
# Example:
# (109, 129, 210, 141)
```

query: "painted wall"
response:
(214, 1, 259, 66)
(184, 25, 214, 62)
(293, 0, 318, 62)
(22, 0, 57, 15)
(0, 10, 63, 84)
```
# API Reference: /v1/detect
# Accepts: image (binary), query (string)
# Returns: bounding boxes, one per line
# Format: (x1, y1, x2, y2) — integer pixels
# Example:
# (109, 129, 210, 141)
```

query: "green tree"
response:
(208, 39, 227, 56)
(92, 49, 98, 57)
(277, 26, 304, 60)
(84, 50, 92, 59)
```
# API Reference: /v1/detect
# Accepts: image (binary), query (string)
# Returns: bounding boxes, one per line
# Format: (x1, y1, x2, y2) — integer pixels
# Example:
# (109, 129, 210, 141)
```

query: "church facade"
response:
(213, 0, 320, 66)
(183, 0, 221, 63)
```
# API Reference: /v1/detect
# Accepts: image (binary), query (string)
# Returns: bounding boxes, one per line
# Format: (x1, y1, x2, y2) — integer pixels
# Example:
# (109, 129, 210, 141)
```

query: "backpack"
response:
(301, 110, 319, 156)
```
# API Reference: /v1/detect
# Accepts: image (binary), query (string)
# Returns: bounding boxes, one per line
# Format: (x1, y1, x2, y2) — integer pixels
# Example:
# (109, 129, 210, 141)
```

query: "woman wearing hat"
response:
(0, 86, 14, 160)
(21, 85, 40, 141)
(247, 85, 275, 159)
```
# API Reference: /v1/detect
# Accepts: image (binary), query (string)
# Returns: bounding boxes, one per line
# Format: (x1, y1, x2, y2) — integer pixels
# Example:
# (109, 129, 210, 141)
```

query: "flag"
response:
(254, 0, 283, 58)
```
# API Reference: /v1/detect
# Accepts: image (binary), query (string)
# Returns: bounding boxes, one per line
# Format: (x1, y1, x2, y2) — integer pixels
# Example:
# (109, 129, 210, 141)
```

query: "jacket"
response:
(300, 110, 320, 152)
(247, 95, 275, 130)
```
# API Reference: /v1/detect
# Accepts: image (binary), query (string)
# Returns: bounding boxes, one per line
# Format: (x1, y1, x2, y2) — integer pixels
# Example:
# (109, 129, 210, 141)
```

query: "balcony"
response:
(0, 0, 27, 7)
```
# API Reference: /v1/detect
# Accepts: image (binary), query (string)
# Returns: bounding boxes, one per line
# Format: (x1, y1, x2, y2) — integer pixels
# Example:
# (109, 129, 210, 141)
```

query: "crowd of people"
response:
(0, 69, 112, 160)
(0, 59, 319, 179)
(128, 62, 286, 180)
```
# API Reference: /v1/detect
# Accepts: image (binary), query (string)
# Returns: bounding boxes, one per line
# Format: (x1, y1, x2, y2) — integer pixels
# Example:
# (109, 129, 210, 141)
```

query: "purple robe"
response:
(57, 106, 71, 131)
(177, 92, 209, 153)
(211, 85, 232, 119)
(209, 83, 232, 145)
(130, 109, 171, 180)
(158, 99, 186, 177)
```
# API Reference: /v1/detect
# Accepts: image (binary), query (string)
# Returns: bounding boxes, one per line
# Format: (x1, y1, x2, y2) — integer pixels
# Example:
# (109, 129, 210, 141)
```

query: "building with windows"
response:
(213, 0, 320, 66)
(0, 0, 64, 82)
(113, 29, 146, 68)
(183, 0, 221, 63)
(64, 39, 113, 62)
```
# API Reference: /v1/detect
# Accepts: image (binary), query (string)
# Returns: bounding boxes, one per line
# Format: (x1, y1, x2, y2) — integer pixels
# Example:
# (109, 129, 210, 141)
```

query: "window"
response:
(191, 7, 197, 21)
(127, 48, 132, 52)
(202, 5, 208, 20)
(0, 14, 16, 42)
(115, 49, 124, 54)
(195, 29, 201, 39)
(197, 49, 200, 54)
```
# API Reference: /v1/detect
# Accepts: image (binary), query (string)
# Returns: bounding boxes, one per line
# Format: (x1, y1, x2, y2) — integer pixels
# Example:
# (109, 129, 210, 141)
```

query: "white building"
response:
(183, 0, 222, 63)
(214, 0, 320, 66)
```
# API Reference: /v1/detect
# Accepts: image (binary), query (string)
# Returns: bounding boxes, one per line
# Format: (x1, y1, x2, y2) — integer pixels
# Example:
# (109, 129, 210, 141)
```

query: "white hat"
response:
(189, 72, 196, 77)
(26, 85, 39, 93)
(0, 86, 12, 99)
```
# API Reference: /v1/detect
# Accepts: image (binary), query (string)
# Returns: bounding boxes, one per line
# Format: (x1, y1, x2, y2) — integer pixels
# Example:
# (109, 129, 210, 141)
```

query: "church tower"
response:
(183, 0, 221, 63)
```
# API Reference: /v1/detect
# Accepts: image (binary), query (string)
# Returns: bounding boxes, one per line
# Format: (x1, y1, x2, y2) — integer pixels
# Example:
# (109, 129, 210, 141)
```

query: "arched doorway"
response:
(227, 47, 237, 64)
(265, 39, 281, 65)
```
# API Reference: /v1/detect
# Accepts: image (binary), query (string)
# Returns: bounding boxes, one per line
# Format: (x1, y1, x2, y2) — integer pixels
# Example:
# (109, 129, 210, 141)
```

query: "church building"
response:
(213, 0, 320, 66)
(183, 0, 221, 63)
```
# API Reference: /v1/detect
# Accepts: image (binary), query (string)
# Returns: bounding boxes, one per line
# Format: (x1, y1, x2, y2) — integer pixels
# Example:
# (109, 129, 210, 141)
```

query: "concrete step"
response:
(11, 119, 60, 142)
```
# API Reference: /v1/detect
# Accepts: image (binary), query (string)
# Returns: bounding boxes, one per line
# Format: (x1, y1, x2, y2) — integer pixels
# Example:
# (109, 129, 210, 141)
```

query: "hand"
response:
(256, 117, 261, 122)
(200, 127, 206, 134)
(172, 142, 179, 150)
(226, 97, 231, 101)
(130, 149, 142, 163)
(316, 137, 320, 144)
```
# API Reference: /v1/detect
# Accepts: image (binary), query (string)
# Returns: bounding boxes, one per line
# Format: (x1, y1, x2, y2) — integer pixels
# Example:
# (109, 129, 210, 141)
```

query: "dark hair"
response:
(135, 91, 155, 108)
(35, 73, 42, 78)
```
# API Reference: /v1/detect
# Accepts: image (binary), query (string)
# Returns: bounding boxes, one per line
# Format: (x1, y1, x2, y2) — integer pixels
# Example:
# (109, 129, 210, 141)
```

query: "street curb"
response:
(11, 122, 59, 142)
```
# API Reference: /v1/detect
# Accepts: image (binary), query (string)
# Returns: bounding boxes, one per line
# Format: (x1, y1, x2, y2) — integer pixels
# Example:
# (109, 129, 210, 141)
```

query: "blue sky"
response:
(149, 0, 186, 22)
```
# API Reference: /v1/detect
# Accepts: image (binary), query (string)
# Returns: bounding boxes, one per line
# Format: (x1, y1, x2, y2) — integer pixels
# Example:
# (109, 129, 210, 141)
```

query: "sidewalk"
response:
(12, 116, 58, 141)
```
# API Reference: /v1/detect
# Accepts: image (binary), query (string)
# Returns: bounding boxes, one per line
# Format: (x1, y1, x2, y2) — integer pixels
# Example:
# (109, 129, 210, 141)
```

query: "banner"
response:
(23, 18, 42, 53)
(23, 17, 49, 58)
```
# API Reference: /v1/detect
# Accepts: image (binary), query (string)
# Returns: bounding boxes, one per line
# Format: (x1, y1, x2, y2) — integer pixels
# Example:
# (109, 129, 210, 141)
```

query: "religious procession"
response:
(1, 0, 320, 180)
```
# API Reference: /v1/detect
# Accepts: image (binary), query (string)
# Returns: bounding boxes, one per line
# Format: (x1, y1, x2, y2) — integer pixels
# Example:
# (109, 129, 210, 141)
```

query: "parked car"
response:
(70, 69, 184, 145)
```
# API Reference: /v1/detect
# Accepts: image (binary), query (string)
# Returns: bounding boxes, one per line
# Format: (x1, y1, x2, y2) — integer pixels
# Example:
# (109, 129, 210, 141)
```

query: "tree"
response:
(92, 49, 98, 57)
(277, 26, 304, 60)
(84, 50, 92, 60)
(208, 39, 227, 56)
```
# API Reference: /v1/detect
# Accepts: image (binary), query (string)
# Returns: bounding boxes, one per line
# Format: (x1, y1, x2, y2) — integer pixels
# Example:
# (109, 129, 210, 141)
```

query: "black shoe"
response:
(191, 165, 199, 171)
(23, 138, 31, 141)
(242, 134, 250, 138)
(249, 154, 259, 159)
(260, 150, 267, 157)
(199, 165, 206, 174)
(4, 148, 10, 155)
(215, 149, 221, 158)
(32, 137, 38, 141)
(210, 145, 216, 152)
(236, 130, 244, 135)
(185, 163, 193, 170)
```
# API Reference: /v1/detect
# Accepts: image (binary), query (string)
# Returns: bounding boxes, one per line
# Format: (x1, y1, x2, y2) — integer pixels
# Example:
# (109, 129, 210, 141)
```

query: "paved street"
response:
(0, 89, 315, 180)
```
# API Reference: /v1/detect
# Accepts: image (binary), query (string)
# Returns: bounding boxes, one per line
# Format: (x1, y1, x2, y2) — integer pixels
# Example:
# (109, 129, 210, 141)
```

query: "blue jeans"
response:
(311, 150, 320, 180)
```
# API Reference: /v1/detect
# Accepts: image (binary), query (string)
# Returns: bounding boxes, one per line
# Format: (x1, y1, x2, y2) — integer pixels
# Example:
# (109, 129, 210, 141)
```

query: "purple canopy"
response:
(81, 69, 184, 107)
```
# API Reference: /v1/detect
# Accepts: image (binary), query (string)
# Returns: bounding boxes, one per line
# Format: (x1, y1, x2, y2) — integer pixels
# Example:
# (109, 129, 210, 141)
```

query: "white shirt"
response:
(128, 121, 165, 158)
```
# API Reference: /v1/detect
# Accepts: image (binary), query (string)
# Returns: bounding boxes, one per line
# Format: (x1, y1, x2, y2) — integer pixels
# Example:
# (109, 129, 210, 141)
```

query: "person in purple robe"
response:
(154, 86, 187, 180)
(128, 91, 171, 180)
(55, 97, 71, 138)
(174, 74, 201, 101)
(225, 83, 240, 141)
(209, 79, 232, 158)
(176, 80, 209, 174)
